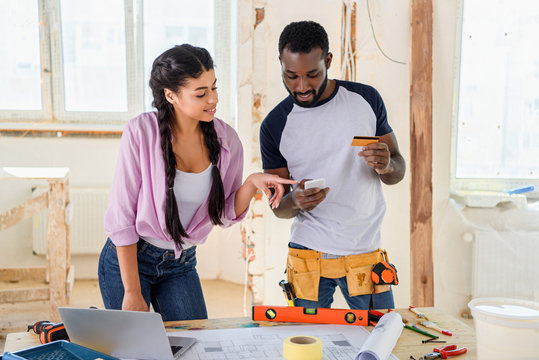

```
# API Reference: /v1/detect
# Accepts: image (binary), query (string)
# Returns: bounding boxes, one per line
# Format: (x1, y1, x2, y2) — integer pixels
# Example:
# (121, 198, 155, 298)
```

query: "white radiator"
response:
(473, 231, 539, 301)
(33, 188, 110, 255)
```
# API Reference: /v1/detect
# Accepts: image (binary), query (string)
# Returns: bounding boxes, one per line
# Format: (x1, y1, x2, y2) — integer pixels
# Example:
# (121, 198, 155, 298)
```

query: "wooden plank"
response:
(0, 167, 69, 180)
(0, 192, 48, 231)
(0, 267, 47, 282)
(46, 180, 68, 322)
(64, 179, 71, 300)
(410, 0, 434, 306)
(0, 286, 49, 303)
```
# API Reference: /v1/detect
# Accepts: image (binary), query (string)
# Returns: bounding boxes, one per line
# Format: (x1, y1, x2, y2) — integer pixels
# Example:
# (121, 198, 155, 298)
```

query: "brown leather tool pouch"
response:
(287, 248, 320, 301)
(287, 247, 391, 301)
(345, 249, 390, 296)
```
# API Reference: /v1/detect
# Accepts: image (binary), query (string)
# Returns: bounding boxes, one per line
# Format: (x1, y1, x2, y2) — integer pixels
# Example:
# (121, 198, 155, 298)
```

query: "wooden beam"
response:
(410, 0, 434, 306)
(46, 180, 68, 321)
(0, 267, 47, 282)
(0, 286, 49, 303)
(0, 192, 48, 231)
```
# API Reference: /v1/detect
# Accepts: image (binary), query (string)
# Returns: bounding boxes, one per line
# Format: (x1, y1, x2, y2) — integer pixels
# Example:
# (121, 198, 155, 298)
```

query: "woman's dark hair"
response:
(149, 44, 225, 248)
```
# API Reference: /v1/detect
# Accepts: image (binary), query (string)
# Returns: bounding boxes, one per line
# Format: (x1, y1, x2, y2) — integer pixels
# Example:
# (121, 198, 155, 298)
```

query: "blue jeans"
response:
(98, 238, 208, 321)
(289, 242, 395, 310)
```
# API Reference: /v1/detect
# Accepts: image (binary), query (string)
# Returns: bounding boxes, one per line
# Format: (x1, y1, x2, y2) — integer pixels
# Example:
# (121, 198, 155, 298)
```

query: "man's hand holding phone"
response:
(292, 178, 330, 212)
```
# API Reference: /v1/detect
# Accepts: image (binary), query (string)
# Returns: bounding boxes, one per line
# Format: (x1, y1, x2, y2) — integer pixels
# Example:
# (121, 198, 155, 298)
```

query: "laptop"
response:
(58, 307, 196, 360)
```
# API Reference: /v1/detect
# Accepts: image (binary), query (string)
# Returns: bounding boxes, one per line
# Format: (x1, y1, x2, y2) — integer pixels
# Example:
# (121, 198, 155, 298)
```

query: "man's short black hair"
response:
(278, 21, 329, 57)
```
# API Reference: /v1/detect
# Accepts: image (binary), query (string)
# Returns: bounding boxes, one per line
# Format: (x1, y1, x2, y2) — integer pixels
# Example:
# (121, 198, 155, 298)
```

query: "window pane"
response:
(0, 0, 41, 110)
(142, 0, 214, 111)
(60, 0, 127, 112)
(456, 0, 539, 179)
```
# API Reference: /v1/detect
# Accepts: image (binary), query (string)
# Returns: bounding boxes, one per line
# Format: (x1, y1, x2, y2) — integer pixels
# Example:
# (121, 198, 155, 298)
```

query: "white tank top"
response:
(143, 164, 213, 250)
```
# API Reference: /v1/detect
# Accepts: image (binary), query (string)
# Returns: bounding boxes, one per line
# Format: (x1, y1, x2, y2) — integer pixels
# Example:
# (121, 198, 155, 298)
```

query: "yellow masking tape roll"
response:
(283, 335, 323, 360)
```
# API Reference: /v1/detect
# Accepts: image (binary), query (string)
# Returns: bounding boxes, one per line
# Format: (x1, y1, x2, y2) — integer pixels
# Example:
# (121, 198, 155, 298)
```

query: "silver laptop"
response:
(58, 307, 196, 360)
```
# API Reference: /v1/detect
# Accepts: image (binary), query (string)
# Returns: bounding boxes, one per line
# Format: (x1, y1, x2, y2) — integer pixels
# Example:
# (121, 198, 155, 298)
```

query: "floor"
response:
(0, 279, 247, 352)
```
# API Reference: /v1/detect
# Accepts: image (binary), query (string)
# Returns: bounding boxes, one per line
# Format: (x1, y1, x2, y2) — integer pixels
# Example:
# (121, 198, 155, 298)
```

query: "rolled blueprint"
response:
(355, 312, 403, 360)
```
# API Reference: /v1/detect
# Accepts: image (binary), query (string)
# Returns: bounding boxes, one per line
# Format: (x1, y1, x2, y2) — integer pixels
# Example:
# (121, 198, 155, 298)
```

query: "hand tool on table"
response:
(417, 320, 453, 336)
(279, 280, 295, 307)
(419, 345, 467, 360)
(405, 324, 438, 339)
(409, 306, 429, 320)
(28, 320, 69, 344)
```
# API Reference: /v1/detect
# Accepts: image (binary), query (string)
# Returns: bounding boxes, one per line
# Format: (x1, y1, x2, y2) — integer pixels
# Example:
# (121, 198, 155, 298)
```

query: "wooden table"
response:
(3, 308, 476, 359)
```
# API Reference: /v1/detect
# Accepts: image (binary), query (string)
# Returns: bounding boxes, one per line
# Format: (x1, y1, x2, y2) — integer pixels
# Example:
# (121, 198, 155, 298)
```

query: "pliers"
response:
(419, 345, 467, 360)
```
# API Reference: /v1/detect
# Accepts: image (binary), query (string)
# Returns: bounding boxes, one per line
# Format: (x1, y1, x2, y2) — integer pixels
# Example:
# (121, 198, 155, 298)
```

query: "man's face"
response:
(280, 46, 332, 107)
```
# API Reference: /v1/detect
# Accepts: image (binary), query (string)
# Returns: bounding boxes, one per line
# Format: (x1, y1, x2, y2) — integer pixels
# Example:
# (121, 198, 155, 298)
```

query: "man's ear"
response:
(164, 88, 177, 105)
(325, 52, 333, 69)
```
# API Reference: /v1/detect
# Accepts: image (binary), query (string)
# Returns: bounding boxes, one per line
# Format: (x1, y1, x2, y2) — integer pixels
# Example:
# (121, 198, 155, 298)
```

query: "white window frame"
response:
(450, 0, 539, 198)
(0, 0, 237, 131)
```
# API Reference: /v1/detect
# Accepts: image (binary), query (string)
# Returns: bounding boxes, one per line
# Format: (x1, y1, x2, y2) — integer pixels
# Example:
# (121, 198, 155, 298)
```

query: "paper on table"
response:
(168, 324, 399, 360)
(356, 312, 403, 360)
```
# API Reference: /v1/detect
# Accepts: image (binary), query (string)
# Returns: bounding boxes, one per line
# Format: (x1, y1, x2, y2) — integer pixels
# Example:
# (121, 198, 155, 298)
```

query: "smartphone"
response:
(351, 136, 379, 146)
(304, 178, 326, 190)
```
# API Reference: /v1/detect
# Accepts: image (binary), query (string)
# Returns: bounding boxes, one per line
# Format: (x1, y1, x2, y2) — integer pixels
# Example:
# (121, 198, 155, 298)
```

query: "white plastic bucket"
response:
(468, 298, 539, 359)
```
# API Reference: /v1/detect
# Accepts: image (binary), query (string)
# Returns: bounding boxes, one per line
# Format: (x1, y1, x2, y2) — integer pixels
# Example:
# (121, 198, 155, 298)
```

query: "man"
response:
(260, 21, 405, 310)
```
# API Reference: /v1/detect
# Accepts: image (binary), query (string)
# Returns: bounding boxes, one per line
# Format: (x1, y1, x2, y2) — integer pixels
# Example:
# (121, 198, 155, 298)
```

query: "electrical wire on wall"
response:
(341, 0, 357, 80)
(366, 0, 406, 65)
(341, 0, 407, 80)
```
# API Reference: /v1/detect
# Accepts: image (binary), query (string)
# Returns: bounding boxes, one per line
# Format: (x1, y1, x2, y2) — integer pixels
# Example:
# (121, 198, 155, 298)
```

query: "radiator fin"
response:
(33, 188, 110, 255)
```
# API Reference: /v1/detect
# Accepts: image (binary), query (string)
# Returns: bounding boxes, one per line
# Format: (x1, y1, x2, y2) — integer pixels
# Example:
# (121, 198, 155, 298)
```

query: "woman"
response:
(98, 44, 295, 321)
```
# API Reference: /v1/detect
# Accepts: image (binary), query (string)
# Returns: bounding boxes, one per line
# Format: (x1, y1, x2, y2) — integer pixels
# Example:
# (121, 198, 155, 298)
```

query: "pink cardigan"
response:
(104, 112, 247, 258)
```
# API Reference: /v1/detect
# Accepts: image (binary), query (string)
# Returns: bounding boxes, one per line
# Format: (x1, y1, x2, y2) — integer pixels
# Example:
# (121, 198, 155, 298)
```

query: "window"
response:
(0, 0, 42, 111)
(0, 0, 237, 129)
(452, 0, 539, 195)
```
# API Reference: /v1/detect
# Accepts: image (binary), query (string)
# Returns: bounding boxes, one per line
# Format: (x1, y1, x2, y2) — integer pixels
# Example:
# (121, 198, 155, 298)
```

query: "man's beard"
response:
(285, 75, 328, 108)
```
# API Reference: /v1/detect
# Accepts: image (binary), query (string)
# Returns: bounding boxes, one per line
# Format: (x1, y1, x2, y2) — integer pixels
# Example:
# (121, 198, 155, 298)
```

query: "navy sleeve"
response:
(370, 87, 392, 136)
(259, 97, 293, 170)
(337, 80, 393, 136)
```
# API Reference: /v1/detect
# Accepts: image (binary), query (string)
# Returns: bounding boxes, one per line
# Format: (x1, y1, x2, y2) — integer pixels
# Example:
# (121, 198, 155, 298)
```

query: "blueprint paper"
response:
(168, 324, 399, 360)
(356, 312, 403, 360)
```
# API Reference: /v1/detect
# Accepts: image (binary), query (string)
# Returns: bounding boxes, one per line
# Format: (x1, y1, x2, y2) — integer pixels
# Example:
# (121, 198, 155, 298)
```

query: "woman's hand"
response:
(122, 290, 149, 312)
(247, 173, 297, 209)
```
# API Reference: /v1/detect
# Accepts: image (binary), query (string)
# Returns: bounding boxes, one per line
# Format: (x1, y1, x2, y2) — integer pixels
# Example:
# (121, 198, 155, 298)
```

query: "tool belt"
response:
(286, 247, 393, 301)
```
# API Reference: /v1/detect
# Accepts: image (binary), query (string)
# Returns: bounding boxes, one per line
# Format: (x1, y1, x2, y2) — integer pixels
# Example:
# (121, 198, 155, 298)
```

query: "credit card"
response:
(351, 136, 379, 146)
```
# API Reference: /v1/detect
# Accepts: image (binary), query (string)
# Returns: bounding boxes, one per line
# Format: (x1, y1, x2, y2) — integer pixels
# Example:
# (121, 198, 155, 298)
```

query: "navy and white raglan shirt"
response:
(260, 80, 393, 255)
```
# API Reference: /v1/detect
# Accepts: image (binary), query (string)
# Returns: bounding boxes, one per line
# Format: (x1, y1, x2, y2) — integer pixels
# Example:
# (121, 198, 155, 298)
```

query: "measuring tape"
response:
(252, 305, 370, 326)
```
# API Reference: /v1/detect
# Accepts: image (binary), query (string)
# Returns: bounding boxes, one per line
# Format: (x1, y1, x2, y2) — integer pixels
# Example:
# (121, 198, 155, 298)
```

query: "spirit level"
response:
(252, 305, 373, 326)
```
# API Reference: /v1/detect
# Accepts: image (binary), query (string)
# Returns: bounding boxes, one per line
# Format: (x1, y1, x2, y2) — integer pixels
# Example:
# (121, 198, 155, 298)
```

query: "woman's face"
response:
(165, 68, 218, 123)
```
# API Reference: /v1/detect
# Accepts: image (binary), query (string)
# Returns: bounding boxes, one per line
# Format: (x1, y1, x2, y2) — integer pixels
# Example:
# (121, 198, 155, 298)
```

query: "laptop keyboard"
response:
(171, 345, 184, 354)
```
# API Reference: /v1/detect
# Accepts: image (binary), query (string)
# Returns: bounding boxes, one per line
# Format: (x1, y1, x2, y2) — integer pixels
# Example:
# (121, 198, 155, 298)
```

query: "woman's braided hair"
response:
(149, 44, 224, 249)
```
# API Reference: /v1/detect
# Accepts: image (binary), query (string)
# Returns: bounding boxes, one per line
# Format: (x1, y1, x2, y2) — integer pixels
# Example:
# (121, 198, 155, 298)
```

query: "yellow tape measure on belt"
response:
(283, 335, 323, 360)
